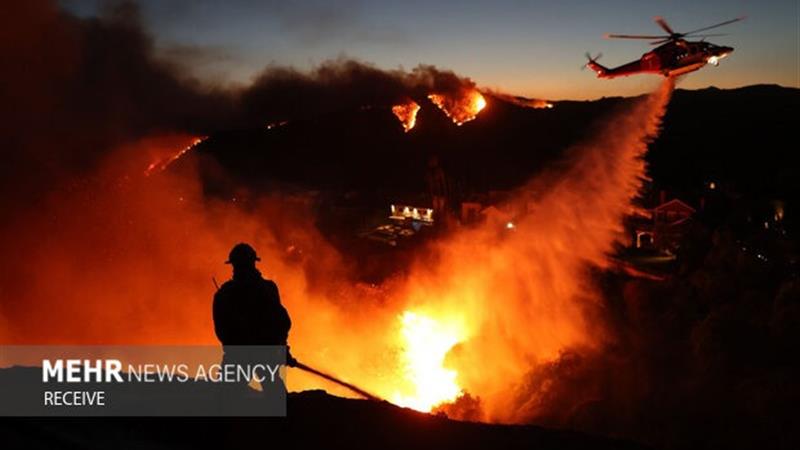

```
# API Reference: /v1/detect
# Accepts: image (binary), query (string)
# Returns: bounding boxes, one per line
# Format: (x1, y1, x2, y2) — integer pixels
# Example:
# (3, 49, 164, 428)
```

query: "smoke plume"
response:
(0, 0, 495, 401)
(6, 3, 796, 449)
(0, 1, 479, 213)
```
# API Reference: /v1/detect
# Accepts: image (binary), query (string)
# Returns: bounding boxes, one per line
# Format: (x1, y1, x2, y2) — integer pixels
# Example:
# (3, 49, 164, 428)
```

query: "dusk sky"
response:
(64, 0, 798, 100)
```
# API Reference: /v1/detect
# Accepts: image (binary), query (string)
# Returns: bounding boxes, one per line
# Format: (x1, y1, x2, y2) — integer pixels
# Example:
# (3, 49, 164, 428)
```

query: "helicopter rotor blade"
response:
(683, 16, 746, 35)
(607, 16, 743, 46)
(688, 33, 729, 38)
(605, 33, 669, 40)
(653, 16, 676, 35)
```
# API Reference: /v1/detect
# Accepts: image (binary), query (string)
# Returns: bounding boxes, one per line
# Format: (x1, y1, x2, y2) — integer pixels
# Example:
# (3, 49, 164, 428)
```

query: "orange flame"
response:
(428, 90, 486, 125)
(144, 136, 206, 176)
(391, 101, 421, 132)
(391, 311, 467, 411)
(367, 80, 674, 417)
(2, 81, 675, 425)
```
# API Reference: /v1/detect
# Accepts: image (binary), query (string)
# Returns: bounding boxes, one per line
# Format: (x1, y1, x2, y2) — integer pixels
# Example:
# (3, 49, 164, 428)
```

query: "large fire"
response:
(391, 91, 486, 132)
(1, 79, 674, 424)
(391, 101, 420, 132)
(391, 311, 467, 411)
(428, 90, 487, 125)
(369, 79, 674, 418)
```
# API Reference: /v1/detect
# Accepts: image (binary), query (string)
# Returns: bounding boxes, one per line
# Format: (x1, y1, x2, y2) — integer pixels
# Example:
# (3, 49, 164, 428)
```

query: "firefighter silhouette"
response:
(213, 243, 295, 400)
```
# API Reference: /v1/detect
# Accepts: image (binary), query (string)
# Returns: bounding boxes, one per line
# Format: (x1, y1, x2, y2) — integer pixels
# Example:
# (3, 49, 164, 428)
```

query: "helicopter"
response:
(585, 16, 745, 78)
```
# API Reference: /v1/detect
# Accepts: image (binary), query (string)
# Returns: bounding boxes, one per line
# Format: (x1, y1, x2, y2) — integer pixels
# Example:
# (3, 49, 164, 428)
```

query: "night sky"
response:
(63, 0, 799, 99)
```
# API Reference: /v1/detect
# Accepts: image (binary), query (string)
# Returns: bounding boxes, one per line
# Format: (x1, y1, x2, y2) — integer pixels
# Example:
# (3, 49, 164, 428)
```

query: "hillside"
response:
(178, 84, 799, 205)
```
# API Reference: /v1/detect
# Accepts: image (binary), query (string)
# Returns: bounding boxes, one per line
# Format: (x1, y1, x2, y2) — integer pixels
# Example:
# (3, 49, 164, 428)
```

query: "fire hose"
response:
(292, 360, 382, 402)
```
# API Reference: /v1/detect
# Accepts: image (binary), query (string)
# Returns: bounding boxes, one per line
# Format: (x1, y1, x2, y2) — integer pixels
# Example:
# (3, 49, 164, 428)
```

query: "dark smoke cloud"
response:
(0, 1, 233, 211)
(0, 0, 476, 212)
(241, 59, 477, 125)
(0, 0, 483, 394)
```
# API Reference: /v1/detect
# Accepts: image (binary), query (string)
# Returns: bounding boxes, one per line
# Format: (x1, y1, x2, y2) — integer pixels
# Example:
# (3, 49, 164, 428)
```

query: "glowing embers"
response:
(392, 311, 466, 412)
(391, 101, 421, 132)
(527, 99, 554, 109)
(266, 120, 289, 130)
(428, 90, 487, 126)
(144, 136, 206, 176)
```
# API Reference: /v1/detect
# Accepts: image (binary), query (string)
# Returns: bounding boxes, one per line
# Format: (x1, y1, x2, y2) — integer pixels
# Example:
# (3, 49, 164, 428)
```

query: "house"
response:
(390, 204, 435, 226)
(633, 198, 696, 254)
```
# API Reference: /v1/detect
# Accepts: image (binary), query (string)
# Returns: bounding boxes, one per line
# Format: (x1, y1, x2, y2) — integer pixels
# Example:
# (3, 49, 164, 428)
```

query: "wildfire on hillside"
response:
(428, 90, 487, 125)
(391, 100, 421, 132)
(144, 136, 206, 176)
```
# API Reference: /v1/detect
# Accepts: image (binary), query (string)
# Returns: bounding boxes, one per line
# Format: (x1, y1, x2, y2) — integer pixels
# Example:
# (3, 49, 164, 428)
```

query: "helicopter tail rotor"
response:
(582, 52, 607, 77)
(581, 52, 603, 70)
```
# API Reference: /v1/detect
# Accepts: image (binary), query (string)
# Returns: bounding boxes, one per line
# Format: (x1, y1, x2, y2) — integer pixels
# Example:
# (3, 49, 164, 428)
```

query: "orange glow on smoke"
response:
(1, 80, 674, 424)
(428, 90, 486, 125)
(371, 79, 673, 419)
(391, 101, 421, 132)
